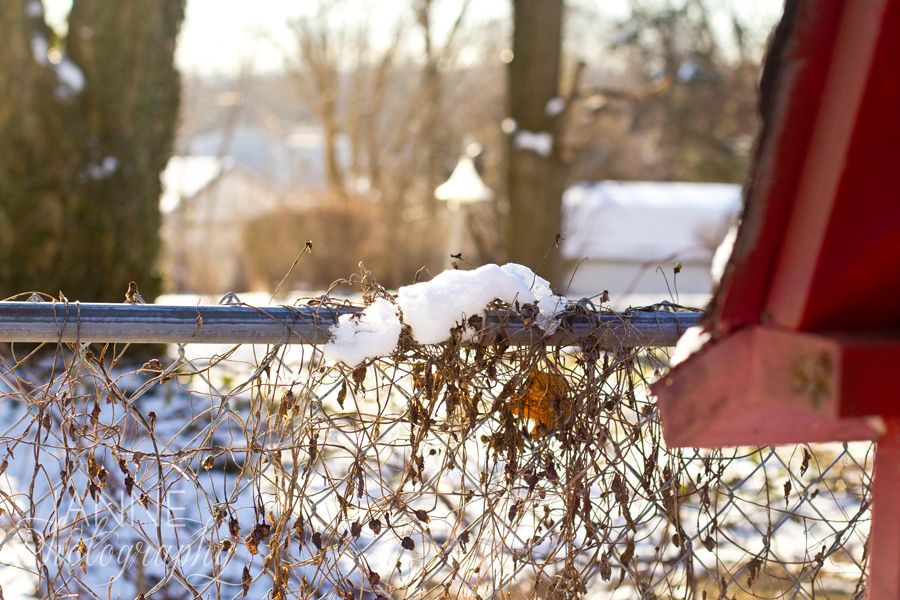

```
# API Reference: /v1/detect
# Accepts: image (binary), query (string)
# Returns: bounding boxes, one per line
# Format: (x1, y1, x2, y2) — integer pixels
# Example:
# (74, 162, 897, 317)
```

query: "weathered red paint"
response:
(709, 1, 900, 337)
(657, 327, 881, 447)
(837, 338, 900, 417)
(650, 1, 900, 596)
(765, 0, 894, 330)
(799, 1, 900, 332)
(709, 0, 846, 330)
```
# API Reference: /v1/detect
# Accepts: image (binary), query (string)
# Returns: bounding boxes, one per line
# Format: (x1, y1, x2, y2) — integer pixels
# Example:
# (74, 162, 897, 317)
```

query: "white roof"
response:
(160, 156, 231, 213)
(562, 181, 742, 262)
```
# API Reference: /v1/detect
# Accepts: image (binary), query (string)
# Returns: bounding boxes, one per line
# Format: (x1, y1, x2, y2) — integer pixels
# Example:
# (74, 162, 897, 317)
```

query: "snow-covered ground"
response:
(0, 351, 868, 598)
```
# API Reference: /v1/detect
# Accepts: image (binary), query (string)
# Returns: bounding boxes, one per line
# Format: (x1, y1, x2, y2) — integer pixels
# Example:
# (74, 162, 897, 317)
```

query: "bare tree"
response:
(412, 0, 471, 216)
(289, 3, 349, 199)
(280, 0, 486, 285)
(563, 0, 764, 183)
(345, 20, 404, 192)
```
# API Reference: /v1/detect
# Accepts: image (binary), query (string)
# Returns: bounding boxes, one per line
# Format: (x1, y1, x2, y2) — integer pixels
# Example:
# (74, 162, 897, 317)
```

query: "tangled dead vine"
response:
(0, 275, 872, 599)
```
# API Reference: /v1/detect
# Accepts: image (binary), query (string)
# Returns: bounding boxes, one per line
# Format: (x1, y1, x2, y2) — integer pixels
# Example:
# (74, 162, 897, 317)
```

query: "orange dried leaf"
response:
(510, 370, 571, 436)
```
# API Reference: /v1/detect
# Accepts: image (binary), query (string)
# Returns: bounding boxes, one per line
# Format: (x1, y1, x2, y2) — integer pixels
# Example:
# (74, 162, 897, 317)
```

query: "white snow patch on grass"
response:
(323, 298, 402, 366)
(514, 130, 553, 157)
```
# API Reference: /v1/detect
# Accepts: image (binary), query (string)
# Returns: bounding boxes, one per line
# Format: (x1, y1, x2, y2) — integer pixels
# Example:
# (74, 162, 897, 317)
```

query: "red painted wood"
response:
(838, 339, 900, 417)
(655, 1, 900, 595)
(712, 1, 845, 330)
(799, 2, 900, 332)
(765, 0, 891, 329)
(868, 419, 900, 599)
(653, 327, 880, 447)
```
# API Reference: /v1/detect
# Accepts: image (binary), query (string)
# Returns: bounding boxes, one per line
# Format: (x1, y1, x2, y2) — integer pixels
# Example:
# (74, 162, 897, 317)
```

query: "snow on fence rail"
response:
(0, 285, 872, 598)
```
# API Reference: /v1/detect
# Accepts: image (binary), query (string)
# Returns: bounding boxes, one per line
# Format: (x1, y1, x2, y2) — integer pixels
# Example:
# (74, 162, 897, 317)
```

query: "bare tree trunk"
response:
(506, 0, 565, 286)
(290, 9, 347, 201)
(321, 106, 346, 198)
(420, 58, 442, 217)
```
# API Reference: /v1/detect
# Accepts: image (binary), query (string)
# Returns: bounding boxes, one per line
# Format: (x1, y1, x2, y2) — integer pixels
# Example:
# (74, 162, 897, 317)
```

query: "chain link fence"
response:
(0, 297, 871, 599)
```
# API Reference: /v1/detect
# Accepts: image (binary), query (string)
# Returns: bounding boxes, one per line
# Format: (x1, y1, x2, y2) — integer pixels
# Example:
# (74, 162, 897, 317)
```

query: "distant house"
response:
(183, 123, 350, 189)
(160, 156, 289, 293)
(561, 181, 741, 303)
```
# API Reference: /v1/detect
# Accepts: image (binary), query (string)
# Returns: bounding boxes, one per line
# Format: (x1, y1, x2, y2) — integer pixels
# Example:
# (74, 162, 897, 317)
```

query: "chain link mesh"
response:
(0, 323, 871, 599)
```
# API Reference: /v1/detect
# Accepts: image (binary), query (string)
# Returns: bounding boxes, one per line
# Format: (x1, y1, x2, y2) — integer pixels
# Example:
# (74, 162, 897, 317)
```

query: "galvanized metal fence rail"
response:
(0, 300, 702, 347)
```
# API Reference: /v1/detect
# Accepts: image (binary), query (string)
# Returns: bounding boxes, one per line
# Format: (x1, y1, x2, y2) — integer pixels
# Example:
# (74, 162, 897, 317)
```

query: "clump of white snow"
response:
(514, 130, 553, 157)
(30, 35, 49, 64)
(26, 0, 43, 17)
(670, 326, 711, 366)
(545, 97, 566, 117)
(497, 262, 568, 334)
(535, 293, 568, 334)
(323, 264, 570, 362)
(29, 33, 86, 98)
(397, 263, 567, 345)
(711, 223, 738, 286)
(54, 58, 86, 98)
(323, 298, 402, 366)
(84, 156, 118, 180)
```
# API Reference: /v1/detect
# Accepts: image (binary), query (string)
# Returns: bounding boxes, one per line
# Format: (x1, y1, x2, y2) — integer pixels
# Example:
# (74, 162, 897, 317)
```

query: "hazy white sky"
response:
(41, 0, 509, 74)
(43, 0, 311, 73)
(43, 0, 783, 76)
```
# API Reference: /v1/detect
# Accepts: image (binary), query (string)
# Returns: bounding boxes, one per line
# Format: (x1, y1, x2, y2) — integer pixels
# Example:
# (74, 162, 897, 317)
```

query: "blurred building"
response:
(562, 181, 741, 304)
(160, 154, 741, 300)
(183, 123, 350, 189)
(160, 155, 292, 293)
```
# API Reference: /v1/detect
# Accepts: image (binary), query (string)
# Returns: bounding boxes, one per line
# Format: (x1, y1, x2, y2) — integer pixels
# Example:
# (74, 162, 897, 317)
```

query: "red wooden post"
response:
(869, 419, 900, 599)
(651, 1, 900, 596)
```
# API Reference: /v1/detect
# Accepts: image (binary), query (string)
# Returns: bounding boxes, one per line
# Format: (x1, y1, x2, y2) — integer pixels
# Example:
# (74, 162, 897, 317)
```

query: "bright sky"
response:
(43, 0, 310, 73)
(43, 0, 783, 76)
